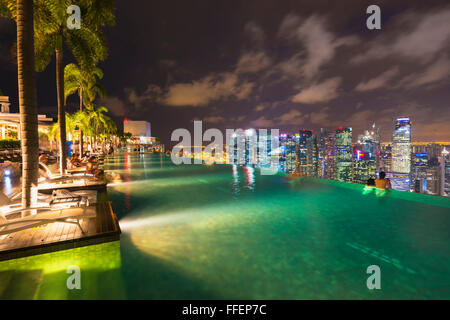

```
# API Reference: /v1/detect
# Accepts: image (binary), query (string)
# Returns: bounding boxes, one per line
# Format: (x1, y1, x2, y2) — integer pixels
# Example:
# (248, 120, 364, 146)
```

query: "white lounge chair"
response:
(4, 189, 88, 211)
(0, 206, 96, 236)
(39, 162, 94, 180)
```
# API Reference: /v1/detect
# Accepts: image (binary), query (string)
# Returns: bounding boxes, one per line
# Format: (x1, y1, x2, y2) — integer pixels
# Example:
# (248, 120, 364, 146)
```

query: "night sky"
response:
(1, 0, 450, 146)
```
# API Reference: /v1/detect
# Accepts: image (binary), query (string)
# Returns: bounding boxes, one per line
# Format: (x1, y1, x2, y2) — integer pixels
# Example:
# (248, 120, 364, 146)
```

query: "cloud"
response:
(352, 8, 450, 64)
(244, 21, 265, 48)
(278, 15, 358, 80)
(250, 116, 275, 128)
(161, 72, 254, 107)
(276, 109, 304, 125)
(202, 115, 226, 123)
(397, 55, 450, 89)
(101, 96, 127, 117)
(355, 67, 400, 91)
(254, 104, 267, 112)
(309, 107, 331, 126)
(235, 51, 271, 74)
(292, 77, 342, 104)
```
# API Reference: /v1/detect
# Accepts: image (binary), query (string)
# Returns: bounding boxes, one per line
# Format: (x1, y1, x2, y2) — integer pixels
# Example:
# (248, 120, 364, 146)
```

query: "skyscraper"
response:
(322, 131, 336, 180)
(391, 117, 411, 174)
(297, 129, 313, 175)
(441, 148, 450, 197)
(352, 124, 380, 184)
(306, 134, 318, 177)
(380, 143, 392, 173)
(335, 127, 352, 182)
(390, 117, 412, 191)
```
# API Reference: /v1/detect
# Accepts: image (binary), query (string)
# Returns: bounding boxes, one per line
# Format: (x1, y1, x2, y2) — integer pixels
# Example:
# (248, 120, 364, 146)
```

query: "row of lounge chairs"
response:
(0, 154, 21, 163)
(0, 154, 105, 237)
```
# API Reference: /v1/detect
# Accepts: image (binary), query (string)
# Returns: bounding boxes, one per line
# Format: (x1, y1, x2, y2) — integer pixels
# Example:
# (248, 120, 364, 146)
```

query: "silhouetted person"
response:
(376, 172, 391, 190)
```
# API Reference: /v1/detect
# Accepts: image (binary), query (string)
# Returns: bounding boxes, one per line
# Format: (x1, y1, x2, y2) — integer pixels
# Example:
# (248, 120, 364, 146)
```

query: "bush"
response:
(0, 139, 21, 149)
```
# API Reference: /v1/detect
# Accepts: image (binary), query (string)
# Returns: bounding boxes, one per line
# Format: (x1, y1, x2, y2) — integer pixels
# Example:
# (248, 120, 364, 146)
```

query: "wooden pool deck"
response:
(0, 201, 120, 261)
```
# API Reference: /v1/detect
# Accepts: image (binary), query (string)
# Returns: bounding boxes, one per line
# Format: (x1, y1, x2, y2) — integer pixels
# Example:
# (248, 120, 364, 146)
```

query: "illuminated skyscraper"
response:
(441, 148, 450, 197)
(297, 129, 313, 175)
(335, 127, 352, 182)
(306, 134, 318, 177)
(320, 131, 336, 180)
(380, 143, 392, 173)
(391, 117, 411, 174)
(352, 124, 379, 184)
(285, 135, 298, 173)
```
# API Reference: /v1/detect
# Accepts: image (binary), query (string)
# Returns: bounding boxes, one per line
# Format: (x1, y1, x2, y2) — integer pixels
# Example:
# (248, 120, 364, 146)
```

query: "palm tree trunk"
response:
(56, 34, 67, 174)
(16, 0, 39, 211)
(79, 87, 84, 155)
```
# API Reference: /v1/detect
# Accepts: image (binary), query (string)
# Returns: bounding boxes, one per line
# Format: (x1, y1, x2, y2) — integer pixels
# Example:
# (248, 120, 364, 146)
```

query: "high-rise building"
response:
(322, 131, 336, 180)
(380, 143, 392, 173)
(297, 129, 313, 175)
(352, 125, 379, 184)
(412, 152, 429, 193)
(391, 117, 411, 174)
(317, 129, 328, 178)
(306, 133, 318, 177)
(441, 148, 450, 197)
(285, 135, 298, 173)
(278, 133, 289, 173)
(335, 127, 352, 182)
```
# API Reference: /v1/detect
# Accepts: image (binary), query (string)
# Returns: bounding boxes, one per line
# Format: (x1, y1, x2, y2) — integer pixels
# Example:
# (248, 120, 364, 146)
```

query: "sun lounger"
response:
(50, 189, 89, 207)
(0, 206, 96, 236)
(3, 189, 88, 214)
(39, 162, 94, 180)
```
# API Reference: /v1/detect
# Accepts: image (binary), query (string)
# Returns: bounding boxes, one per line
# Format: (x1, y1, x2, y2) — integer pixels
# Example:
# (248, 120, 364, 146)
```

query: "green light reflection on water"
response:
(0, 241, 124, 300)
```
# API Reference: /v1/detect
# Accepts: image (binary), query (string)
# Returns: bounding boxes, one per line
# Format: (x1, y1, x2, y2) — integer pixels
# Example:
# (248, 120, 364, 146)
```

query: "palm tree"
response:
(84, 105, 117, 151)
(2, 0, 115, 174)
(1, 0, 40, 209)
(33, 0, 114, 174)
(64, 63, 105, 155)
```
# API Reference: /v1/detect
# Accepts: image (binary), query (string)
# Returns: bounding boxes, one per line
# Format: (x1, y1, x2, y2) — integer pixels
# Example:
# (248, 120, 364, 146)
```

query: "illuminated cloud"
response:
(352, 7, 450, 64)
(292, 77, 342, 104)
(235, 51, 271, 74)
(278, 14, 358, 80)
(276, 109, 303, 125)
(162, 73, 254, 107)
(355, 67, 400, 92)
(202, 115, 226, 123)
(397, 55, 450, 89)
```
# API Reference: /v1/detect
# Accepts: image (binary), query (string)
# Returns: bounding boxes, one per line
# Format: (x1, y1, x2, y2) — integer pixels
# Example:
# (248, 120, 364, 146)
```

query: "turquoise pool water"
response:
(1, 153, 450, 299)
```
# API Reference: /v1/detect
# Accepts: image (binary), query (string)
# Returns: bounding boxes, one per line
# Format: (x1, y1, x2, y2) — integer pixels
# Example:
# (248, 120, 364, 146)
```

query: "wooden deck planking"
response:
(0, 201, 120, 261)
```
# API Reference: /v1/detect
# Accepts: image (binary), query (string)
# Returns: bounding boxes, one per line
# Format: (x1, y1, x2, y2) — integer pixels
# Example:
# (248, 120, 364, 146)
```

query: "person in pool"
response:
(366, 177, 376, 187)
(376, 171, 391, 191)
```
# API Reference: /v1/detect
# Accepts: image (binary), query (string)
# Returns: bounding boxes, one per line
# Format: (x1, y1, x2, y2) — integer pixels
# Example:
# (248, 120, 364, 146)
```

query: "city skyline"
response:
(1, 0, 450, 146)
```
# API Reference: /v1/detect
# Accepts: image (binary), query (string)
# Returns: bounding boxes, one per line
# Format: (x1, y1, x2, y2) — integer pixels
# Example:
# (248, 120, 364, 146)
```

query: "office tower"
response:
(317, 129, 328, 178)
(297, 129, 313, 176)
(352, 124, 379, 184)
(285, 135, 298, 173)
(228, 130, 247, 165)
(441, 148, 450, 197)
(335, 127, 352, 182)
(257, 129, 274, 169)
(278, 133, 289, 173)
(306, 134, 318, 177)
(412, 152, 429, 193)
(391, 117, 412, 191)
(426, 143, 442, 162)
(391, 117, 411, 174)
(322, 131, 336, 180)
(380, 143, 392, 173)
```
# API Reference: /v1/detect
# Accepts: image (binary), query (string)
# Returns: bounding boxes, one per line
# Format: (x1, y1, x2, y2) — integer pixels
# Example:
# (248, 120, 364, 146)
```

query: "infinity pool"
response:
(1, 153, 450, 299)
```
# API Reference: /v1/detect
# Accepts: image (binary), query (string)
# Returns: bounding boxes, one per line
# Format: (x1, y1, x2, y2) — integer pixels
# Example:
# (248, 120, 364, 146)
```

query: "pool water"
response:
(1, 153, 450, 299)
